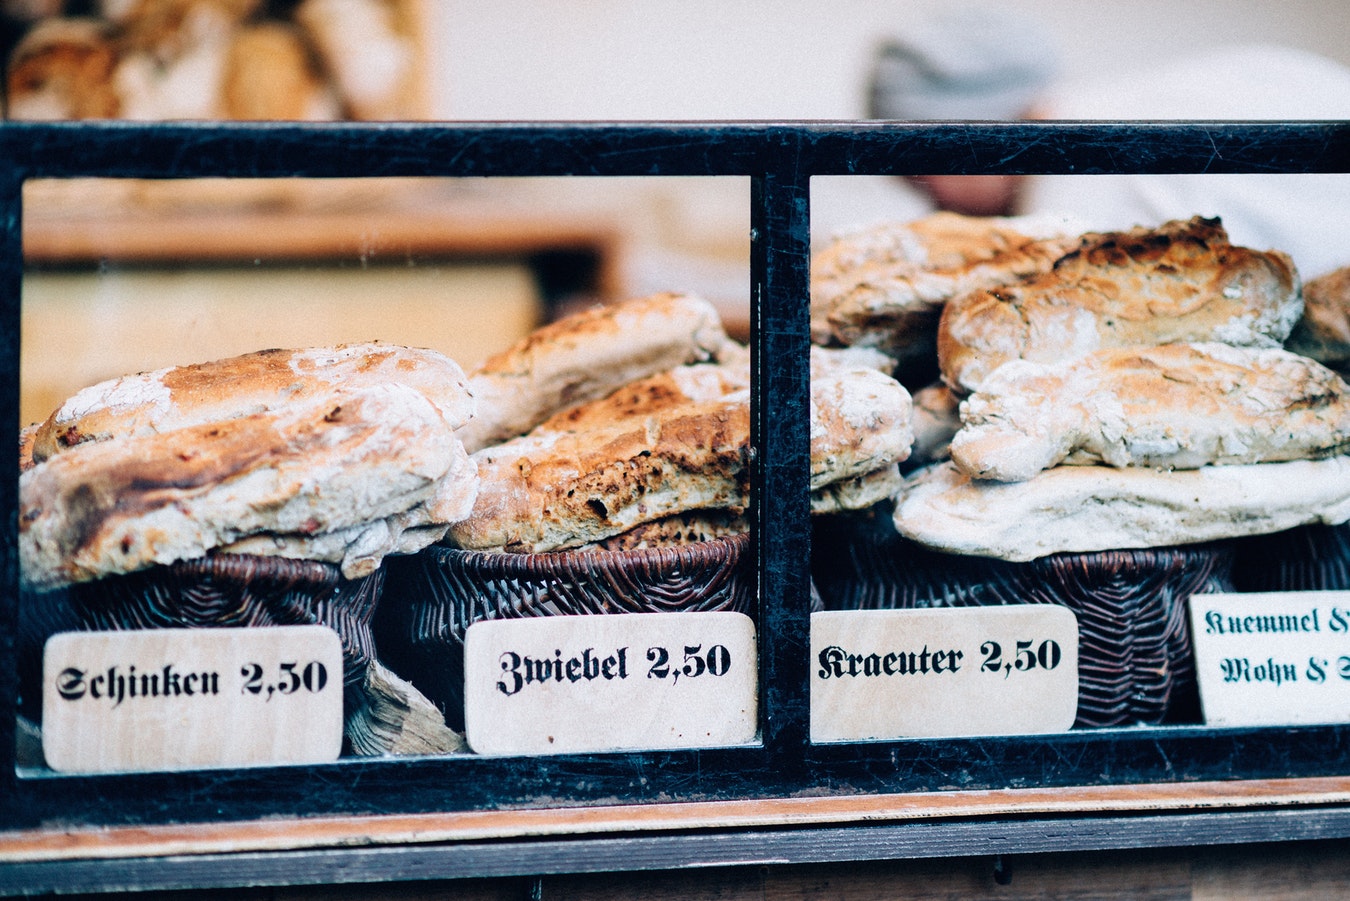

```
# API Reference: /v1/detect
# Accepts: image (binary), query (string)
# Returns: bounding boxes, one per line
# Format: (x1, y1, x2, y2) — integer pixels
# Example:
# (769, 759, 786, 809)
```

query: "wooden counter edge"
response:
(3, 777, 1349, 864)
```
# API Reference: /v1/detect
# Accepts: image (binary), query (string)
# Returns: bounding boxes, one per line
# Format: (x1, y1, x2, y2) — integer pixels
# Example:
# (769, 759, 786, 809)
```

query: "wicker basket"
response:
(376, 533, 753, 731)
(1230, 523, 1350, 591)
(19, 553, 383, 725)
(812, 515, 1233, 728)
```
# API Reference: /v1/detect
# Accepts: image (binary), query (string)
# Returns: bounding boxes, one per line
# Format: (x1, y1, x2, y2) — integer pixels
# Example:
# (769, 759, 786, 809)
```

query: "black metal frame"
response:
(2, 119, 1350, 864)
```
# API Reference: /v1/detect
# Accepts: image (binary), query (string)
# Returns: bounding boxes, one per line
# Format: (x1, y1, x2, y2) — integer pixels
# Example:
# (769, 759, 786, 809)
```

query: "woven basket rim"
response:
(164, 552, 342, 589)
(427, 532, 750, 579)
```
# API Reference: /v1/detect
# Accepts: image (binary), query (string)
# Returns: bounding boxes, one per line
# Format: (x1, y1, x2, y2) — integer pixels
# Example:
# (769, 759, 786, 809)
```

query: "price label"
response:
(42, 626, 343, 773)
(1189, 591, 1350, 727)
(463, 612, 757, 756)
(810, 606, 1079, 742)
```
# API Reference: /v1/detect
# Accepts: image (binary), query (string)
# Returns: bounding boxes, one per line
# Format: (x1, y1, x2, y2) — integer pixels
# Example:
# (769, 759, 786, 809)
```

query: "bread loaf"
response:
(809, 357, 913, 492)
(1287, 265, 1350, 368)
(951, 342, 1350, 482)
(938, 216, 1302, 393)
(32, 342, 474, 462)
(448, 390, 752, 554)
(810, 212, 1081, 368)
(456, 293, 730, 453)
(21, 383, 473, 589)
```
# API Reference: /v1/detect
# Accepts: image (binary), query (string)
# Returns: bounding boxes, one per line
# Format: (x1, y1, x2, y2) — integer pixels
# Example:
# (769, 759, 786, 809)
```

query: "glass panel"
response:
(807, 172, 1350, 743)
(17, 174, 756, 773)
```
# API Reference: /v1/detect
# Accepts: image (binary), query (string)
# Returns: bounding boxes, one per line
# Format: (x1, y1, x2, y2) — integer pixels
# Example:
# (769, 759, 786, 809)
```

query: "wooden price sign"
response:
(1189, 591, 1350, 727)
(42, 626, 344, 774)
(463, 612, 758, 756)
(810, 606, 1079, 742)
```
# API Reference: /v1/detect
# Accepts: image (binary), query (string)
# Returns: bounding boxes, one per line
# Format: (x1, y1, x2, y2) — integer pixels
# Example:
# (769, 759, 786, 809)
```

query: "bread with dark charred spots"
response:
(938, 216, 1303, 394)
(20, 383, 475, 590)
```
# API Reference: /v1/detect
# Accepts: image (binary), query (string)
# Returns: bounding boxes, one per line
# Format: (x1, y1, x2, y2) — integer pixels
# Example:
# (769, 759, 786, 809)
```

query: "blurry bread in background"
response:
(5, 0, 425, 121)
(294, 0, 419, 120)
(5, 17, 120, 118)
(222, 21, 340, 119)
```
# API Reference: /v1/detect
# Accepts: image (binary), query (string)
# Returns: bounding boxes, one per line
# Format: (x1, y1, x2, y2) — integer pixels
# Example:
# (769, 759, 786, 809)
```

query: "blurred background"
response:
(6, 0, 1348, 424)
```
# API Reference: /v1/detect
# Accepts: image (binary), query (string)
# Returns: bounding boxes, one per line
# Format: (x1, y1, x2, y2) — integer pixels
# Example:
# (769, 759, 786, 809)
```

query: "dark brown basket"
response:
(375, 533, 753, 731)
(812, 515, 1233, 729)
(19, 553, 384, 724)
(1230, 523, 1350, 591)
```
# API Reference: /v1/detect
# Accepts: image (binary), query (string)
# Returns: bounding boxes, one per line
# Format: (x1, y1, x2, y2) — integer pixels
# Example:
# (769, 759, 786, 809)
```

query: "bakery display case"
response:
(3, 118, 1350, 896)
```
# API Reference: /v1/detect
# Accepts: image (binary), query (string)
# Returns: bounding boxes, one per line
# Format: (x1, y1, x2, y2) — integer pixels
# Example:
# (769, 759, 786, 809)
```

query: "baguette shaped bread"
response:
(448, 391, 752, 554)
(456, 293, 730, 453)
(1287, 266, 1350, 368)
(894, 458, 1350, 562)
(938, 217, 1302, 393)
(810, 212, 1081, 360)
(21, 383, 473, 589)
(952, 343, 1350, 482)
(32, 342, 474, 462)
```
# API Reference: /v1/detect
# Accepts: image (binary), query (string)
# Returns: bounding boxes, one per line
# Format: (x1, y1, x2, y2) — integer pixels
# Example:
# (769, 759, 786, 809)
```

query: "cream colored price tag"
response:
(42, 626, 343, 773)
(810, 606, 1079, 742)
(463, 612, 757, 756)
(1189, 591, 1350, 727)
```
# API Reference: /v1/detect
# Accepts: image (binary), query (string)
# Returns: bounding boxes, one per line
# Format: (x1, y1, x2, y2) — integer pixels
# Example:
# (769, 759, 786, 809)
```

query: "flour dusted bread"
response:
(31, 342, 473, 463)
(810, 212, 1081, 367)
(1287, 265, 1350, 368)
(938, 216, 1302, 393)
(21, 383, 473, 589)
(951, 343, 1350, 482)
(456, 293, 731, 453)
(809, 347, 913, 494)
(894, 458, 1350, 562)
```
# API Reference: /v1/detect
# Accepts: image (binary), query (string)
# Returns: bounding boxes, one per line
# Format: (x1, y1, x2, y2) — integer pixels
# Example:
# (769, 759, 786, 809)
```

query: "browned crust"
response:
(457, 292, 730, 453)
(31, 342, 471, 462)
(810, 212, 1079, 357)
(937, 216, 1302, 393)
(450, 397, 751, 553)
(21, 384, 463, 588)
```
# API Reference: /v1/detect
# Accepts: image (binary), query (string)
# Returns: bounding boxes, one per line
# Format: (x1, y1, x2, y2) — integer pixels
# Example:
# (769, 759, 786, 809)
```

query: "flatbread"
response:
(894, 458, 1350, 562)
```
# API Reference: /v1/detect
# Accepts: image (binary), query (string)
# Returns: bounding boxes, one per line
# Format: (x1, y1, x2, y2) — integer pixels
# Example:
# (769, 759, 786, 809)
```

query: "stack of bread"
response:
(375, 292, 915, 730)
(18, 342, 477, 756)
(811, 212, 1350, 727)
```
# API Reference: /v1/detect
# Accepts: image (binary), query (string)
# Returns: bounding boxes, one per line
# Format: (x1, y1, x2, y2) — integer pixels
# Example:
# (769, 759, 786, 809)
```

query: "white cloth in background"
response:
(1025, 45, 1350, 280)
